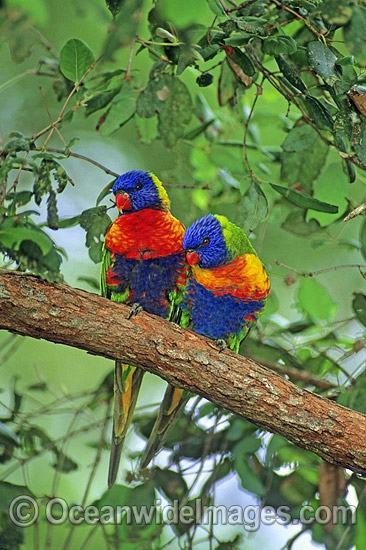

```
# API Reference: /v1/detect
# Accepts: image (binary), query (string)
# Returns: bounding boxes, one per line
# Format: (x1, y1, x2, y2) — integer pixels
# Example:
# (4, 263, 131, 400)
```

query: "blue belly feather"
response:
(182, 280, 265, 340)
(110, 252, 185, 318)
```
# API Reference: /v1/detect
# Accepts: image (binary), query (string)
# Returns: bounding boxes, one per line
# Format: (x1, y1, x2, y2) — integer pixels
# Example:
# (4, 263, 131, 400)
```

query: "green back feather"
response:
(214, 215, 256, 260)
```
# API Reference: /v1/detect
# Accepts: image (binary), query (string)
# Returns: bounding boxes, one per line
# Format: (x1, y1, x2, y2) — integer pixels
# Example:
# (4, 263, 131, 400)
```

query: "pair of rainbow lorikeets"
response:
(101, 170, 270, 488)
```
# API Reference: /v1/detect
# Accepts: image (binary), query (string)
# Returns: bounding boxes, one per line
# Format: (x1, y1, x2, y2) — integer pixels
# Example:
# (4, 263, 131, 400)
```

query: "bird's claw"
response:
(216, 339, 227, 352)
(128, 303, 143, 319)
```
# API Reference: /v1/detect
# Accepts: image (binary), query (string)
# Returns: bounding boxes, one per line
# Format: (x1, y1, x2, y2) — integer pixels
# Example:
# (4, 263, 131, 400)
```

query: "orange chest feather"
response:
(192, 254, 270, 300)
(105, 209, 185, 259)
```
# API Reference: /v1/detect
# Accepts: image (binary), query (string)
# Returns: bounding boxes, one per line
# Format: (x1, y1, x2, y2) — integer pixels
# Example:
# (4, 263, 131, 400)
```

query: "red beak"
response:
(116, 192, 131, 212)
(186, 251, 200, 266)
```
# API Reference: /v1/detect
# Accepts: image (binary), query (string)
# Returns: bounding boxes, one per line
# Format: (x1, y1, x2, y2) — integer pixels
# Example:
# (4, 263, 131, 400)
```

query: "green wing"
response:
(101, 244, 129, 303)
(101, 244, 111, 299)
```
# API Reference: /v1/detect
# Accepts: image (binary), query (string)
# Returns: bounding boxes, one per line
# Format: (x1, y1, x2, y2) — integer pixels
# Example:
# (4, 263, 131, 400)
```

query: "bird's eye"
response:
(202, 238, 210, 246)
(134, 182, 143, 191)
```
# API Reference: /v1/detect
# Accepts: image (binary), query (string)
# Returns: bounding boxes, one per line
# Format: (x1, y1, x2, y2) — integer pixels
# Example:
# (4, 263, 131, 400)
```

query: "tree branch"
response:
(0, 268, 366, 474)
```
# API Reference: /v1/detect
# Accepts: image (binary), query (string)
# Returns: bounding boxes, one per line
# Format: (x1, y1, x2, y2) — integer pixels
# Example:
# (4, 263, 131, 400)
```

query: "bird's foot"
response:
(216, 339, 227, 352)
(128, 303, 143, 319)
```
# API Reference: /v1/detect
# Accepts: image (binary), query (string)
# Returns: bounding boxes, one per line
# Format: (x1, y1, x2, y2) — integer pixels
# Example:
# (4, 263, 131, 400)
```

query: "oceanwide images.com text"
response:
(9, 495, 356, 532)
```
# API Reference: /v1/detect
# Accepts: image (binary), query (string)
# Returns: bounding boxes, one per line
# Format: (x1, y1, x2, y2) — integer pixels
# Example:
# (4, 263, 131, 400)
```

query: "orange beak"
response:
(116, 192, 131, 212)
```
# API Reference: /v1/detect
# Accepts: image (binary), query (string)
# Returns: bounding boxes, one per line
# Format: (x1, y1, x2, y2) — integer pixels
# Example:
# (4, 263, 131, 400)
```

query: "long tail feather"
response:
(139, 384, 190, 470)
(108, 360, 144, 489)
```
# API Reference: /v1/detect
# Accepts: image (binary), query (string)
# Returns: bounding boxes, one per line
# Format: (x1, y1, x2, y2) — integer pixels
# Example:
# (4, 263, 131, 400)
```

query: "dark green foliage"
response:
(79, 206, 112, 263)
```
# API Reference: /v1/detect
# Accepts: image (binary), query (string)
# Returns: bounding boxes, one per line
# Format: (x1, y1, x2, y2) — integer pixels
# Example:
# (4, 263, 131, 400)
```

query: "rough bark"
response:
(0, 268, 365, 474)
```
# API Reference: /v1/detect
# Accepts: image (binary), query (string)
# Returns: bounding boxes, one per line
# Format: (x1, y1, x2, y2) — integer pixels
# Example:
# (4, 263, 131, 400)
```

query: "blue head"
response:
(112, 170, 170, 213)
(183, 214, 229, 269)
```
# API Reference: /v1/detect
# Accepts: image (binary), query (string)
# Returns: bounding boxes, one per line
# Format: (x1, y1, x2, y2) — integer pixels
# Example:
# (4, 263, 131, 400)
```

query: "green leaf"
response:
(0, 227, 54, 255)
(102, 0, 143, 61)
(183, 119, 215, 140)
(343, 6, 366, 66)
(281, 123, 328, 193)
(307, 163, 348, 226)
(270, 183, 338, 213)
(263, 35, 297, 55)
(99, 85, 138, 136)
(198, 44, 221, 61)
(4, 135, 31, 153)
(352, 118, 366, 166)
(206, 0, 226, 16)
(352, 292, 366, 328)
(214, 535, 242, 550)
(0, 10, 38, 63)
(60, 38, 95, 83)
(136, 72, 170, 119)
(85, 87, 122, 116)
(56, 215, 80, 229)
(33, 159, 52, 205)
(307, 41, 339, 85)
(0, 423, 20, 447)
(235, 179, 268, 233)
(297, 278, 337, 322)
(47, 190, 58, 230)
(154, 468, 188, 502)
(302, 96, 333, 132)
(276, 55, 307, 93)
(51, 161, 68, 193)
(135, 115, 159, 144)
(319, 0, 353, 25)
(77, 276, 100, 290)
(360, 219, 366, 263)
(96, 183, 114, 206)
(233, 445, 265, 496)
(79, 206, 112, 264)
(5, 191, 33, 208)
(337, 373, 366, 414)
(156, 76, 193, 148)
(0, 482, 35, 514)
(227, 47, 256, 77)
(282, 210, 323, 237)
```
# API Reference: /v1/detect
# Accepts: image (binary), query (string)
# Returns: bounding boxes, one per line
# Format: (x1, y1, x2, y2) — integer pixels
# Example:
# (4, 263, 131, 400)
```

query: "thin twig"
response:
(7, 151, 29, 195)
(217, 0, 233, 17)
(30, 26, 59, 59)
(227, 0, 258, 11)
(31, 147, 119, 178)
(270, 0, 323, 38)
(339, 151, 366, 173)
(124, 38, 136, 82)
(244, 44, 334, 149)
(243, 77, 264, 174)
(165, 183, 211, 189)
(274, 260, 366, 278)
(343, 201, 366, 221)
(135, 38, 170, 62)
(39, 86, 68, 147)
(278, 523, 313, 550)
(31, 55, 103, 144)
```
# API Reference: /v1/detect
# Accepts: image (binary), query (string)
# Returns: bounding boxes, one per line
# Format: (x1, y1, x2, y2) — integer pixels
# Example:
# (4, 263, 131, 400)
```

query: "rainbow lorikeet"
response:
(139, 214, 270, 470)
(182, 214, 270, 350)
(101, 170, 189, 488)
